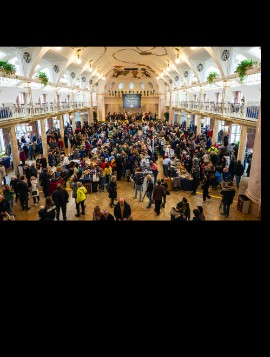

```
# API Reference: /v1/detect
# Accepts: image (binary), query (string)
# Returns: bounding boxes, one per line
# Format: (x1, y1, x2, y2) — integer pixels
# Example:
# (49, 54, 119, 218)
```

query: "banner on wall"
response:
(122, 94, 141, 108)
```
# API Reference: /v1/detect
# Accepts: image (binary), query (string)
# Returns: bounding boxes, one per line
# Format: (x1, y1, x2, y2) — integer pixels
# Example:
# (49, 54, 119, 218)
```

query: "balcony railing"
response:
(174, 101, 259, 122)
(0, 102, 89, 121)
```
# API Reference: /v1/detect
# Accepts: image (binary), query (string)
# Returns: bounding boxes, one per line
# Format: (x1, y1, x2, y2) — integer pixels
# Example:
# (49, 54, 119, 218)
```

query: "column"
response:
(158, 94, 165, 121)
(88, 92, 94, 124)
(196, 115, 202, 136)
(9, 126, 20, 176)
(97, 94, 105, 121)
(186, 114, 191, 128)
(245, 100, 261, 218)
(237, 126, 247, 164)
(221, 82, 228, 117)
(40, 119, 48, 158)
(212, 119, 219, 144)
(70, 114, 76, 132)
(169, 91, 174, 124)
(58, 115, 64, 140)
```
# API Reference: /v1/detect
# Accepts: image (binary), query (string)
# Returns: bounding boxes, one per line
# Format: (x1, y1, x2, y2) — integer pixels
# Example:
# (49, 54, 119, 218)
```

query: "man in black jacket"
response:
(220, 181, 236, 217)
(52, 183, 69, 221)
(40, 168, 51, 197)
(114, 197, 131, 221)
(16, 175, 31, 210)
(234, 160, 245, 189)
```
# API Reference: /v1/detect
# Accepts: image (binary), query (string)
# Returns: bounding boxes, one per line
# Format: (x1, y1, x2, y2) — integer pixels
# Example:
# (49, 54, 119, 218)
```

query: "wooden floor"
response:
(1, 157, 259, 221)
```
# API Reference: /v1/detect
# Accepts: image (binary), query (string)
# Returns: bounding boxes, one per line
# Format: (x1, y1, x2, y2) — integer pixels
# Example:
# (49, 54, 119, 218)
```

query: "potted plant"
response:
(164, 112, 169, 122)
(235, 59, 258, 83)
(0, 60, 16, 76)
(207, 72, 218, 84)
(36, 71, 49, 86)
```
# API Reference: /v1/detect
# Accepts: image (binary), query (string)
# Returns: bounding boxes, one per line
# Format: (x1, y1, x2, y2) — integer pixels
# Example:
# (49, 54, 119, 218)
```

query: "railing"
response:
(174, 101, 259, 122)
(104, 92, 161, 97)
(0, 102, 89, 120)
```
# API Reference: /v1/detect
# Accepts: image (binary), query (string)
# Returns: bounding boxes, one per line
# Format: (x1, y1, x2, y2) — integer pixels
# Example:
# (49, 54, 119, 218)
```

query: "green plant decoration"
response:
(164, 112, 169, 121)
(0, 60, 16, 75)
(37, 71, 49, 86)
(235, 59, 257, 83)
(207, 72, 218, 84)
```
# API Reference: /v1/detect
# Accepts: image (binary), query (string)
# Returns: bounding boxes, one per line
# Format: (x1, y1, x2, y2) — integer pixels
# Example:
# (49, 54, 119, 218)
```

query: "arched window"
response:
(118, 82, 124, 90)
(129, 82, 134, 89)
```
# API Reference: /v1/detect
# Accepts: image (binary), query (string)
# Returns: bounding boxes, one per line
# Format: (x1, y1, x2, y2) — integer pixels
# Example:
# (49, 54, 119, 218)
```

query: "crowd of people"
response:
(0, 117, 249, 221)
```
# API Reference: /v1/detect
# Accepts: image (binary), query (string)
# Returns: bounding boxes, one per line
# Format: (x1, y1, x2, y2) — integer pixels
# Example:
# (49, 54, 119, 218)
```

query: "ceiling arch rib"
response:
(203, 47, 225, 78)
(56, 49, 80, 86)
(28, 47, 50, 79)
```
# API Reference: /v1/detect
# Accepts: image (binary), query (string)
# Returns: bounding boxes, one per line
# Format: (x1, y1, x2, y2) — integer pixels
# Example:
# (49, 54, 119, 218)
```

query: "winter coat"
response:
(153, 184, 165, 201)
(108, 181, 117, 199)
(76, 186, 87, 203)
(220, 187, 236, 204)
(52, 188, 69, 206)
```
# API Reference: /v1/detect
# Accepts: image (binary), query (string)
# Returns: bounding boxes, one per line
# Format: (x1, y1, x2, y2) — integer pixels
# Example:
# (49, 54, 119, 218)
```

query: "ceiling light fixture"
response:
(54, 47, 62, 51)
(175, 48, 180, 64)
(75, 49, 81, 64)
(166, 59, 171, 72)
(89, 60, 93, 72)
(190, 47, 197, 50)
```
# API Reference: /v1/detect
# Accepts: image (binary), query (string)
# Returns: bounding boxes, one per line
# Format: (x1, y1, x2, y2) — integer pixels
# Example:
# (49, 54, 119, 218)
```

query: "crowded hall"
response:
(0, 47, 261, 221)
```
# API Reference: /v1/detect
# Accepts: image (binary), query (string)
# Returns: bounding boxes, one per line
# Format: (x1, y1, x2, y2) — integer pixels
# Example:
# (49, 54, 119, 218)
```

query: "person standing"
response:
(160, 178, 168, 208)
(152, 179, 166, 216)
(133, 168, 144, 202)
(149, 160, 159, 185)
(52, 183, 69, 221)
(10, 175, 20, 202)
(0, 194, 12, 221)
(145, 174, 154, 208)
(16, 175, 31, 211)
(2, 184, 15, 215)
(108, 175, 117, 208)
(30, 176, 40, 206)
(234, 160, 245, 189)
(114, 197, 131, 221)
(75, 181, 87, 217)
(0, 163, 6, 187)
(39, 168, 51, 198)
(39, 154, 47, 169)
(220, 181, 236, 217)
(19, 148, 26, 165)
(38, 197, 56, 221)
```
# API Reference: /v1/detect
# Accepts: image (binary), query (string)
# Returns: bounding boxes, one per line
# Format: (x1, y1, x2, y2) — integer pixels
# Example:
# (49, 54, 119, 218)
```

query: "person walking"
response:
(234, 160, 245, 189)
(145, 174, 154, 208)
(220, 181, 236, 217)
(52, 183, 69, 221)
(152, 179, 166, 216)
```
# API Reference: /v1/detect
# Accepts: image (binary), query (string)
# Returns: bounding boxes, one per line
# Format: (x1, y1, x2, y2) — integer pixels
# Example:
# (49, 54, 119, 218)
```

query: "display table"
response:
(48, 178, 62, 195)
(180, 178, 194, 191)
(0, 156, 11, 169)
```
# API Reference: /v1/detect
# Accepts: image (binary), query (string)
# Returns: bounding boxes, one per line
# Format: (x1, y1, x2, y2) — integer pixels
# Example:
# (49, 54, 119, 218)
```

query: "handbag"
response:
(166, 190, 170, 195)
(32, 190, 38, 195)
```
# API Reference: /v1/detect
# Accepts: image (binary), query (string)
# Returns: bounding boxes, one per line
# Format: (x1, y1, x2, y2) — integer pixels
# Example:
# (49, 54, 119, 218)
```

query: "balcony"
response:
(174, 101, 259, 125)
(0, 102, 90, 127)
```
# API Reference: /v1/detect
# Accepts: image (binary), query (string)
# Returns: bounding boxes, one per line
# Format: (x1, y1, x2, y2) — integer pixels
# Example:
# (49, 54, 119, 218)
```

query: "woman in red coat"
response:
(19, 148, 26, 165)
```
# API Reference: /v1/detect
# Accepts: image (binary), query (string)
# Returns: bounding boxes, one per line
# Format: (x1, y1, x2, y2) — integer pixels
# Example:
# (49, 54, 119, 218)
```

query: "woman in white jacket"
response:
(30, 176, 40, 206)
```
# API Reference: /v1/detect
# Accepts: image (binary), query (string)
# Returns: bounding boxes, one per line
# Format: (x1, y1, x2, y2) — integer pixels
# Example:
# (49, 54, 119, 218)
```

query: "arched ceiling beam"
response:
(203, 47, 225, 78)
